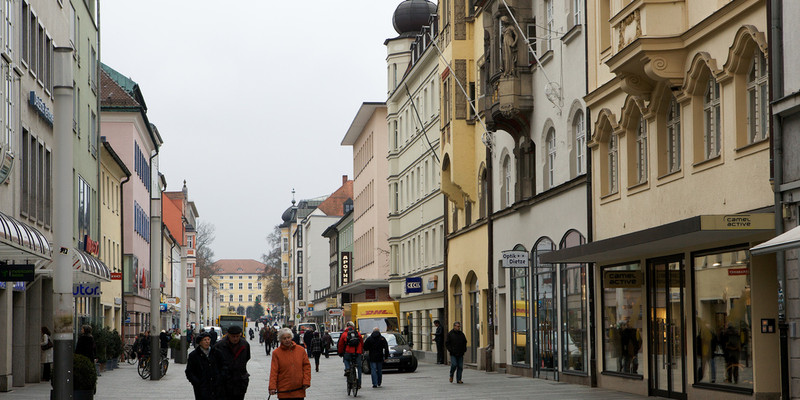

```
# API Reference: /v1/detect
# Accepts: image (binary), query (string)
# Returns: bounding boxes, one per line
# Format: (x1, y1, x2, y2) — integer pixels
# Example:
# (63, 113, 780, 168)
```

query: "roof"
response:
(341, 102, 386, 145)
(317, 180, 353, 217)
(100, 67, 140, 108)
(212, 259, 268, 275)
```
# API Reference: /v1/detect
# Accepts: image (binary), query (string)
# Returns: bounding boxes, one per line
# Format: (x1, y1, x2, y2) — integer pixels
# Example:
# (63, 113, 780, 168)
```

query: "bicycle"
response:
(345, 356, 359, 397)
(137, 354, 151, 379)
(122, 344, 137, 365)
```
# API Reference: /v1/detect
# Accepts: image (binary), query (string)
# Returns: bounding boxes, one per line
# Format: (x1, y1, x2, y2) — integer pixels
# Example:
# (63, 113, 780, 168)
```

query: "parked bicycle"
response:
(122, 344, 137, 365)
(137, 353, 168, 380)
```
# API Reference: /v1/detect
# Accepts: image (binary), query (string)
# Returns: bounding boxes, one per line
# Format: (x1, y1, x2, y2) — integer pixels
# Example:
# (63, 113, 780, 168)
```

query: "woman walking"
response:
(40, 327, 53, 381)
(269, 328, 311, 399)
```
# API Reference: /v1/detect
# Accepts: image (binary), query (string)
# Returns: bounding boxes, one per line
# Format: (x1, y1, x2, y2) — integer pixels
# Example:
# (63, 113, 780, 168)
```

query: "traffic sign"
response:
(328, 308, 343, 316)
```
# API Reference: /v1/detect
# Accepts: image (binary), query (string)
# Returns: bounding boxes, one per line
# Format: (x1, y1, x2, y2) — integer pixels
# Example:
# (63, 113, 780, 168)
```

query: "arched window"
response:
(666, 97, 681, 173)
(635, 114, 648, 184)
(747, 50, 768, 143)
(510, 244, 530, 366)
(703, 78, 721, 159)
(574, 111, 585, 176)
(608, 134, 618, 194)
(502, 155, 511, 208)
(546, 128, 556, 189)
(559, 230, 587, 372)
(533, 238, 557, 373)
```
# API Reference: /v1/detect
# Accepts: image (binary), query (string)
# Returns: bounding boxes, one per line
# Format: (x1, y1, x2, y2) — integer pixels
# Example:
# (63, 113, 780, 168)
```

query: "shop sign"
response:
(0, 150, 13, 185)
(160, 303, 168, 313)
(328, 308, 343, 316)
(166, 297, 178, 305)
(405, 277, 423, 293)
(307, 306, 314, 311)
(341, 252, 351, 286)
(84, 235, 100, 256)
(365, 289, 376, 300)
(502, 250, 529, 268)
(298, 300, 306, 307)
(603, 270, 642, 288)
(326, 298, 338, 308)
(0, 264, 34, 282)
(110, 272, 122, 280)
(427, 275, 438, 290)
(728, 267, 749, 276)
(114, 297, 122, 305)
(73, 282, 101, 297)
(28, 91, 54, 126)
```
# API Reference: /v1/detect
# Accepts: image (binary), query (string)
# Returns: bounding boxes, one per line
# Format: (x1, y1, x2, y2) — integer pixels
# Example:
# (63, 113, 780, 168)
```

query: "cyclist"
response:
(337, 321, 363, 390)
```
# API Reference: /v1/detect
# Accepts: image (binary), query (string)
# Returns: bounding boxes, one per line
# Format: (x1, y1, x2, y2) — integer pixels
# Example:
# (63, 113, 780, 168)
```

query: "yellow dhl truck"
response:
(350, 301, 400, 334)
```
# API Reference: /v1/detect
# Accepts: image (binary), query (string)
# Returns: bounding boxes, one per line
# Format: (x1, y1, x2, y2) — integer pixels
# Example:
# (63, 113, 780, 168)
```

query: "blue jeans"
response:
(343, 353, 362, 386)
(369, 361, 383, 386)
(450, 355, 464, 381)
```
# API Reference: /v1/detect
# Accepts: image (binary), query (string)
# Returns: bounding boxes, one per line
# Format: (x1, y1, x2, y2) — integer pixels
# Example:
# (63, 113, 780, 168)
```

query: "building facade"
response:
(385, 2, 446, 361)
(213, 259, 267, 316)
(100, 63, 163, 338)
(321, 210, 353, 332)
(545, 1, 777, 399)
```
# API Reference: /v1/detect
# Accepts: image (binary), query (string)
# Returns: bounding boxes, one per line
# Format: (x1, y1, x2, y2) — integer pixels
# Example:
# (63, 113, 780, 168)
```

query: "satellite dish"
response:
(545, 82, 561, 106)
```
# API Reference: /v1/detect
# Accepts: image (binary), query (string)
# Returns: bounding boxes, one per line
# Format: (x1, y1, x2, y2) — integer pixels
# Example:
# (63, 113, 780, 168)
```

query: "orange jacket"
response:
(268, 343, 311, 399)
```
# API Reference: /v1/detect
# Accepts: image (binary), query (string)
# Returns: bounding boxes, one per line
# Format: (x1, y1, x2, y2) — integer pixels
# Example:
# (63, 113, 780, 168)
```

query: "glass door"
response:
(648, 256, 686, 399)
(468, 291, 479, 363)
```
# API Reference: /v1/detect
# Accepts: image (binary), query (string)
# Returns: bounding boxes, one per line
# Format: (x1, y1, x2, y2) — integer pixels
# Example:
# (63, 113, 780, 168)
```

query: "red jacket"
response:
(268, 342, 311, 399)
(337, 327, 363, 355)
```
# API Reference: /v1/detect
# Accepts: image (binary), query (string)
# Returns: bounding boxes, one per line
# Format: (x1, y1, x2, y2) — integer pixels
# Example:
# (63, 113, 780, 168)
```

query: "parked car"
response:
(204, 326, 222, 340)
(329, 331, 342, 355)
(362, 332, 417, 373)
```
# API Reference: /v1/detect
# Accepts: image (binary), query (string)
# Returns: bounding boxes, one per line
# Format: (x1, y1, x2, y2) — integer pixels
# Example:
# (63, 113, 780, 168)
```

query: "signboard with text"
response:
(73, 283, 101, 297)
(0, 264, 34, 282)
(341, 252, 352, 286)
(405, 277, 423, 293)
(502, 251, 529, 268)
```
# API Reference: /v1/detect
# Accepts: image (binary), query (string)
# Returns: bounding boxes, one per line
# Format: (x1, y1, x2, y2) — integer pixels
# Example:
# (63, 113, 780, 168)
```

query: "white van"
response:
(297, 322, 318, 341)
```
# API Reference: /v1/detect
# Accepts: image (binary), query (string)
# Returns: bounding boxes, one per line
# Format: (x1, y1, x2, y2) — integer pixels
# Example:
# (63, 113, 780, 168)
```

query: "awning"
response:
(335, 279, 389, 295)
(0, 210, 51, 263)
(750, 225, 800, 255)
(541, 214, 774, 264)
(73, 248, 111, 282)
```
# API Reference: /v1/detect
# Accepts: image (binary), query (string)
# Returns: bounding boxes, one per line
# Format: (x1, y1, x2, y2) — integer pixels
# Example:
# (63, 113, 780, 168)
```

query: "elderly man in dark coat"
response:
(185, 332, 220, 400)
(214, 325, 251, 400)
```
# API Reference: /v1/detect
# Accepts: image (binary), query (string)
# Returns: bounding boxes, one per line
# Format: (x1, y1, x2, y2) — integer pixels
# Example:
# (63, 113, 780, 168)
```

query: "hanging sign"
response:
(502, 250, 528, 268)
(405, 277, 423, 293)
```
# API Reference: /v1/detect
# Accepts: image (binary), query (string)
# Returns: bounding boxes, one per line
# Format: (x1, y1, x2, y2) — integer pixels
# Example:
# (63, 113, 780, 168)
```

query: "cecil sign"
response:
(502, 250, 529, 268)
(405, 277, 423, 293)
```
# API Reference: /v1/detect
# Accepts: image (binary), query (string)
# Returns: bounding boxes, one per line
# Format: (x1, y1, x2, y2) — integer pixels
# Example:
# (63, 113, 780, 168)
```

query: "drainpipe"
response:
(486, 144, 494, 372)
(52, 46, 75, 400)
(585, 107, 597, 387)
(768, 1, 788, 399)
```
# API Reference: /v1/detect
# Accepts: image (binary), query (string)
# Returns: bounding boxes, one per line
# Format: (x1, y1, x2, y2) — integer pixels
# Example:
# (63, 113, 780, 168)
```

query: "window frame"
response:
(746, 51, 768, 144)
(703, 78, 722, 160)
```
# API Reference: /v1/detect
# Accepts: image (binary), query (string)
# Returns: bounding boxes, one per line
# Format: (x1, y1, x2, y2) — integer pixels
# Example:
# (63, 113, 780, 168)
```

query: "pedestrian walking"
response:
(269, 328, 311, 399)
(214, 325, 251, 400)
(265, 327, 275, 356)
(446, 321, 467, 384)
(363, 327, 390, 388)
(322, 331, 333, 358)
(159, 329, 171, 358)
(185, 332, 221, 400)
(40, 327, 53, 381)
(433, 320, 445, 364)
(75, 325, 97, 365)
(209, 327, 218, 346)
(249, 327, 255, 341)
(338, 321, 364, 390)
(309, 330, 323, 372)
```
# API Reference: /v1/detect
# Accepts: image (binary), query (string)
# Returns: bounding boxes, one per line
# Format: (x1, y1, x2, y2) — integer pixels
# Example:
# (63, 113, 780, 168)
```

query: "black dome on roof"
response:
(281, 206, 295, 223)
(393, 0, 437, 35)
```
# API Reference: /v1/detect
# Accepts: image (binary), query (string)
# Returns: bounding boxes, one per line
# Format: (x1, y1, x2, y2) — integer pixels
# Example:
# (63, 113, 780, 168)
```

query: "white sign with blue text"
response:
(73, 282, 101, 297)
(502, 250, 529, 268)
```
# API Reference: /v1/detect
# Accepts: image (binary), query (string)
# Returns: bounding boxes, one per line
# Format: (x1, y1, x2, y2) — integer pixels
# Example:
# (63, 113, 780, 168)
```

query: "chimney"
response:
(342, 175, 348, 185)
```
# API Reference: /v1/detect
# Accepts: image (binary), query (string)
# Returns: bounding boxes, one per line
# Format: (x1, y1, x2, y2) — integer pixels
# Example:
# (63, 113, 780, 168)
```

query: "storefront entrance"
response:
(648, 256, 686, 399)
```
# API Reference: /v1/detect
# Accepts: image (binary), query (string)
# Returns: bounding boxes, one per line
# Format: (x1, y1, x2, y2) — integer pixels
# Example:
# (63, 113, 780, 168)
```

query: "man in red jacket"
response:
(337, 321, 364, 389)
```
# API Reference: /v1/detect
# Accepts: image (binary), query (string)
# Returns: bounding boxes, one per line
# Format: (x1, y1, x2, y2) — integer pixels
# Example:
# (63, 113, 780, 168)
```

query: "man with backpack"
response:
(337, 321, 364, 390)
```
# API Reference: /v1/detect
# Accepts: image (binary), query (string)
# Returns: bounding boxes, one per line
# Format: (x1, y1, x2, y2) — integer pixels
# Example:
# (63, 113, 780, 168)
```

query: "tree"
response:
(261, 224, 287, 306)
(261, 224, 281, 270)
(248, 302, 265, 320)
(195, 221, 216, 280)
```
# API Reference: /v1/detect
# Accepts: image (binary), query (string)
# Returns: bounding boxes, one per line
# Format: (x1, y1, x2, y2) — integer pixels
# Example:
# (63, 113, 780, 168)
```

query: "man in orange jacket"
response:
(269, 328, 311, 399)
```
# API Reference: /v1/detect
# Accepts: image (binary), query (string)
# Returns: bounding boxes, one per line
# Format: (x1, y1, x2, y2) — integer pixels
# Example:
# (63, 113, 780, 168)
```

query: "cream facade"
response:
(544, 1, 776, 399)
(99, 140, 129, 334)
(386, 13, 445, 360)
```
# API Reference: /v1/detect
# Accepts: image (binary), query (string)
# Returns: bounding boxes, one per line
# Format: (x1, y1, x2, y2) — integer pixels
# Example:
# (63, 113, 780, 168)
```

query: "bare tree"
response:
(261, 224, 287, 306)
(195, 221, 216, 279)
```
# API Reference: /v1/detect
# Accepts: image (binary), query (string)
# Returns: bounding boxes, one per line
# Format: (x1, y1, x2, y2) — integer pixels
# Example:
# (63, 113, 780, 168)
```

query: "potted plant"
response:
(92, 325, 108, 373)
(169, 337, 181, 359)
(73, 353, 97, 400)
(107, 329, 123, 369)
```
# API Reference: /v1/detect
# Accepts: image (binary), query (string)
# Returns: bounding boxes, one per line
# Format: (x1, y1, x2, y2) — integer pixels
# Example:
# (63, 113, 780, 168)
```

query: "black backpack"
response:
(347, 329, 360, 347)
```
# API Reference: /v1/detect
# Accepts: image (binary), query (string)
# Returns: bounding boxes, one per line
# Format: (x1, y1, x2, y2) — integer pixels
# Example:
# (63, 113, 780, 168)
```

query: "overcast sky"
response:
(100, 1, 403, 261)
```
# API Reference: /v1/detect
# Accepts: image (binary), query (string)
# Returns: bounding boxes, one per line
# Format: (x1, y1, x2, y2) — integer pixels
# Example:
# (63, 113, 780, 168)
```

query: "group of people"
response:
(183, 320, 469, 399)
(40, 324, 101, 382)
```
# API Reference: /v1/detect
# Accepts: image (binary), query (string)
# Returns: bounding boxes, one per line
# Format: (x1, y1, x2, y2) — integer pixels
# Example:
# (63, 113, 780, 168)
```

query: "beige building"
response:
(544, 1, 776, 399)
(99, 139, 130, 334)
(341, 103, 391, 302)
(213, 259, 266, 317)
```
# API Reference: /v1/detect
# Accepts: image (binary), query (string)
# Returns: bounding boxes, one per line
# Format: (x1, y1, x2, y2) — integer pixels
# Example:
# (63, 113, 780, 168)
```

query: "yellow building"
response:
(438, 0, 490, 367)
(212, 259, 267, 318)
(99, 140, 130, 333)
(544, 1, 777, 399)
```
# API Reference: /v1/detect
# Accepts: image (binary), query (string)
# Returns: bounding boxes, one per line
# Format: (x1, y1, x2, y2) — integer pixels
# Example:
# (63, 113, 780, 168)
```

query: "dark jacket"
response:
(160, 332, 171, 349)
(434, 325, 444, 344)
(214, 336, 251, 397)
(446, 329, 467, 357)
(363, 331, 390, 363)
(209, 330, 218, 345)
(75, 335, 96, 362)
(303, 330, 314, 349)
(185, 346, 221, 400)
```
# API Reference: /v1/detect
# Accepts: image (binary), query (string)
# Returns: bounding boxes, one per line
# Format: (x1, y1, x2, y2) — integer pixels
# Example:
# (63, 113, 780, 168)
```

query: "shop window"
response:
(693, 248, 752, 389)
(511, 244, 530, 366)
(533, 238, 557, 372)
(560, 230, 587, 372)
(602, 262, 643, 376)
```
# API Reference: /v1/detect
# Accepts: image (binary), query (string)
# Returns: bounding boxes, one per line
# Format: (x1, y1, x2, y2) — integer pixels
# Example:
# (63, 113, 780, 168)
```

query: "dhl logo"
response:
(362, 310, 390, 316)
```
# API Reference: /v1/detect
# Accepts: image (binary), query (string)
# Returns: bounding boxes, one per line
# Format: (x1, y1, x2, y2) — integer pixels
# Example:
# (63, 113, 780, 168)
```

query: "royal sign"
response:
(405, 277, 423, 294)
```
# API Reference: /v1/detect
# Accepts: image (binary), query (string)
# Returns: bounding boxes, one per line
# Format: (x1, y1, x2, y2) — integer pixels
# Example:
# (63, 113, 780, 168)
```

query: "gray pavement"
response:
(0, 332, 653, 399)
